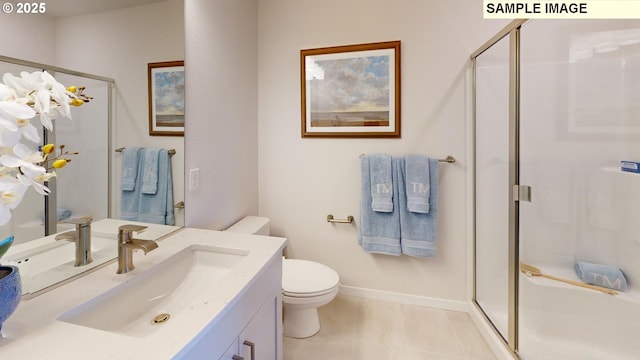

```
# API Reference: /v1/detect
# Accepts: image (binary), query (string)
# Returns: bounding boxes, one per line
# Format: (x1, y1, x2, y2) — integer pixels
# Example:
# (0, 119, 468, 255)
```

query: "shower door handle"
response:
(512, 184, 532, 202)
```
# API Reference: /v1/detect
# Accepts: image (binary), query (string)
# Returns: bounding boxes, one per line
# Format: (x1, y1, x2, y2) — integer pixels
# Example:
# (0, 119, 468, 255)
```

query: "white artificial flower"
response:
(0, 143, 46, 173)
(15, 118, 40, 143)
(0, 70, 85, 226)
(0, 176, 29, 226)
(41, 71, 72, 119)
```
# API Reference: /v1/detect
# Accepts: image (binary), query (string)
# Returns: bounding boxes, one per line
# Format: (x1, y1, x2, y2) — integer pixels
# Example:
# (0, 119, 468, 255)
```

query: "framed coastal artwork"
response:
(300, 41, 401, 138)
(148, 61, 185, 136)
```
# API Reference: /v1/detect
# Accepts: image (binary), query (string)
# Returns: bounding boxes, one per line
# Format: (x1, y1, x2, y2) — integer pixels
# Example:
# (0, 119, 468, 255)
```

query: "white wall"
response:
(54, 0, 185, 226)
(0, 12, 56, 64)
(184, 0, 259, 230)
(257, 0, 507, 301)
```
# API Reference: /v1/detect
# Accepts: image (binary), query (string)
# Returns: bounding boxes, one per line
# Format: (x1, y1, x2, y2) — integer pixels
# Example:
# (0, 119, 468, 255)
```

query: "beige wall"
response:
(0, 12, 56, 64)
(184, 0, 259, 230)
(257, 0, 507, 301)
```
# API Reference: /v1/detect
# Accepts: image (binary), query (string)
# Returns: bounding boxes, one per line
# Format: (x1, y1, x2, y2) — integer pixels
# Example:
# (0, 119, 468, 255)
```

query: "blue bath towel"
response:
(359, 155, 401, 255)
(398, 157, 438, 257)
(137, 149, 175, 225)
(405, 154, 431, 213)
(121, 147, 142, 191)
(141, 148, 161, 195)
(369, 154, 393, 213)
(575, 261, 628, 292)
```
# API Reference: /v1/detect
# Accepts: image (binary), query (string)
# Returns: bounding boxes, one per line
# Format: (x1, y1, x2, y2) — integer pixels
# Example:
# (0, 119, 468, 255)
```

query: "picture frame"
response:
(300, 41, 401, 138)
(148, 61, 185, 136)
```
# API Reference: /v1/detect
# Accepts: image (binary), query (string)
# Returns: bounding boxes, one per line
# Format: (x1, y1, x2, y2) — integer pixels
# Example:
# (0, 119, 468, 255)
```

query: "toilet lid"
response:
(282, 259, 340, 295)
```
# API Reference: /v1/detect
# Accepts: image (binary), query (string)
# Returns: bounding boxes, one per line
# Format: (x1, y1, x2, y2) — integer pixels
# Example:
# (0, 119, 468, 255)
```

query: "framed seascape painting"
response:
(300, 41, 401, 138)
(148, 61, 185, 136)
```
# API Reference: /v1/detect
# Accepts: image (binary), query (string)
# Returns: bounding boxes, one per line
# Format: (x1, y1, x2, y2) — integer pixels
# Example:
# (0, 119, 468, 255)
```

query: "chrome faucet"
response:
(117, 224, 158, 274)
(55, 216, 93, 267)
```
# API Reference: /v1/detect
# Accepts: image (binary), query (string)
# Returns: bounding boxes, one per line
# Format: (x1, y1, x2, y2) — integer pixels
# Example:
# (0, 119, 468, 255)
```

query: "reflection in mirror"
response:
(0, 0, 185, 296)
(0, 57, 114, 246)
(0, 61, 46, 243)
(47, 73, 111, 236)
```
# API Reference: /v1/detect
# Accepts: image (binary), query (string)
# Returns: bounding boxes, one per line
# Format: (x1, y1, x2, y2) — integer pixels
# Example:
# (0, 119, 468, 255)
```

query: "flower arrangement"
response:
(0, 70, 91, 226)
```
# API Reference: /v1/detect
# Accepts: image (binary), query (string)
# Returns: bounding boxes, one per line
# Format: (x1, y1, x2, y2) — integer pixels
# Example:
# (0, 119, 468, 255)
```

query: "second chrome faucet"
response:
(117, 224, 159, 274)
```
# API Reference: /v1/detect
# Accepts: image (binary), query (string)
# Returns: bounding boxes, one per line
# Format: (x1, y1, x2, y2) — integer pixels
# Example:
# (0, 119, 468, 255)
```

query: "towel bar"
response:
(327, 214, 354, 224)
(115, 147, 176, 156)
(359, 154, 455, 163)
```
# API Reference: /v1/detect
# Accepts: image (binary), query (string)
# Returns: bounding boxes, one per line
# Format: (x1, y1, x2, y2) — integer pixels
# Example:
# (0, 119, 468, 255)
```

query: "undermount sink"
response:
(57, 244, 249, 337)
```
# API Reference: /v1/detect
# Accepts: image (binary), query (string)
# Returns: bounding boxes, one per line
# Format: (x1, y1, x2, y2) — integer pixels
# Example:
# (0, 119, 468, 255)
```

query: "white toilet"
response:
(226, 216, 340, 338)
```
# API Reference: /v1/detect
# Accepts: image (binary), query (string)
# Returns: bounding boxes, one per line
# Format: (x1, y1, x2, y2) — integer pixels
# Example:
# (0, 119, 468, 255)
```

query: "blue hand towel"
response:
(141, 148, 161, 195)
(405, 154, 431, 213)
(575, 261, 628, 291)
(137, 149, 175, 225)
(121, 147, 142, 191)
(358, 155, 401, 255)
(369, 154, 393, 213)
(398, 157, 438, 257)
(121, 152, 144, 221)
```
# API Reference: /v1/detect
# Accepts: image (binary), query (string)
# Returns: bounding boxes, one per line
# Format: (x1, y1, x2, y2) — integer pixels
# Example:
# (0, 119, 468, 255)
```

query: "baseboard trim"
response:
(338, 285, 470, 313)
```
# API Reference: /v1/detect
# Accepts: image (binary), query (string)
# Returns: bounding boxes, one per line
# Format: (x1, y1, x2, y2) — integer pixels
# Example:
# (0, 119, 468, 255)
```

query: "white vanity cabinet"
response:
(175, 253, 283, 360)
(219, 296, 279, 360)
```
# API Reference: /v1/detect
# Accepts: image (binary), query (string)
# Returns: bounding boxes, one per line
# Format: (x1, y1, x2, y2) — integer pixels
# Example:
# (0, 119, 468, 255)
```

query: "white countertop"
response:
(0, 227, 287, 359)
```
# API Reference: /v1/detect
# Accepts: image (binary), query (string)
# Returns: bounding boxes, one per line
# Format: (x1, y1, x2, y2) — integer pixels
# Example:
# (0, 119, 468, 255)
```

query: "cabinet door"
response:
(218, 339, 239, 360)
(239, 296, 278, 360)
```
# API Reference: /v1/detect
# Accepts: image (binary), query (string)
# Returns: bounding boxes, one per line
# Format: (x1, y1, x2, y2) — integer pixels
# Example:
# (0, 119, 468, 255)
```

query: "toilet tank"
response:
(225, 216, 270, 236)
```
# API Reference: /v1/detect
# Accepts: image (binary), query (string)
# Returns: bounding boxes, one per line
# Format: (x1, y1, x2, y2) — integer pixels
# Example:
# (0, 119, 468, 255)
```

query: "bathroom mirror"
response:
(0, 0, 185, 296)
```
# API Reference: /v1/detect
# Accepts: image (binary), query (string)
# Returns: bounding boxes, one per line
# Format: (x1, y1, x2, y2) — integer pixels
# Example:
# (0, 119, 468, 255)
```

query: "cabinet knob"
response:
(232, 356, 244, 360)
(243, 340, 256, 360)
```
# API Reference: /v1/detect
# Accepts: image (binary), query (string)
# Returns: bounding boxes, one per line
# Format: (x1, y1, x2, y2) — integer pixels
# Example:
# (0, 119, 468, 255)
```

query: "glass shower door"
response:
(518, 19, 640, 359)
(474, 34, 511, 342)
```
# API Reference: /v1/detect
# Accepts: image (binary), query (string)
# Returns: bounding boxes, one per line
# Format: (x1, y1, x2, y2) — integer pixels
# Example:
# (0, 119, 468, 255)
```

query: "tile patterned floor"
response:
(283, 295, 498, 360)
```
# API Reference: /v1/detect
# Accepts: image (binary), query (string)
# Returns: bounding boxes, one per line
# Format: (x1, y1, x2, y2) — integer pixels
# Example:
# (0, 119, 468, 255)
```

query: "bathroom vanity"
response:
(0, 228, 287, 360)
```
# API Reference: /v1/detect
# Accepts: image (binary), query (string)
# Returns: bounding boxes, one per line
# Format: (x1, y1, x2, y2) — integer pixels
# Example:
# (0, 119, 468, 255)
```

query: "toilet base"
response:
(283, 307, 320, 338)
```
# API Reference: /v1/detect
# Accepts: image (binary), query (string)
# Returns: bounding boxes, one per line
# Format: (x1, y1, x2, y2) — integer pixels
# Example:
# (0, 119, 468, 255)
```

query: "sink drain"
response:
(152, 313, 171, 324)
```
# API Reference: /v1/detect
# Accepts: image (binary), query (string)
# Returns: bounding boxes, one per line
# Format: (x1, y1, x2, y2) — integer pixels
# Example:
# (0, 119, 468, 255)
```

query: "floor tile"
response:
(283, 295, 498, 360)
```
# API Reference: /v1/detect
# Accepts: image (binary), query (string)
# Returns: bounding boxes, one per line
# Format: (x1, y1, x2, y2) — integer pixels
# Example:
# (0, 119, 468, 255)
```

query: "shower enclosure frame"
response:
(470, 19, 528, 358)
(0, 54, 115, 235)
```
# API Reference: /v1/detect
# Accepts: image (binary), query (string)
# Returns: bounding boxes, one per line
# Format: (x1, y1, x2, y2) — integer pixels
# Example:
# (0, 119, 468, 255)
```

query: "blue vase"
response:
(0, 265, 21, 332)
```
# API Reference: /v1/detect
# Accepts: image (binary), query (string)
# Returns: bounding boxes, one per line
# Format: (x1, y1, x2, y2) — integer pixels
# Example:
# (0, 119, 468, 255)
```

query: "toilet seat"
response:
(282, 259, 340, 297)
(283, 283, 340, 298)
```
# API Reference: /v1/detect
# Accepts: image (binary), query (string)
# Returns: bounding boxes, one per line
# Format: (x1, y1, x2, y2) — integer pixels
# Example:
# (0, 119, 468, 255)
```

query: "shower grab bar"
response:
(115, 147, 176, 156)
(359, 154, 455, 163)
